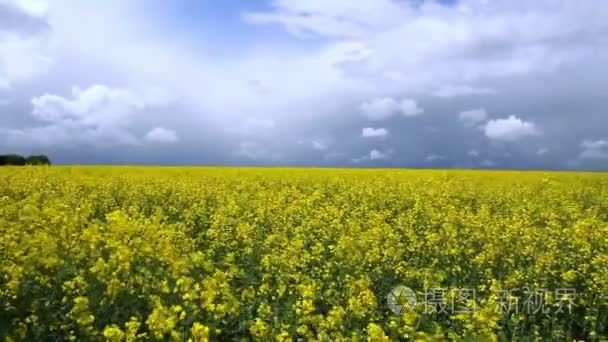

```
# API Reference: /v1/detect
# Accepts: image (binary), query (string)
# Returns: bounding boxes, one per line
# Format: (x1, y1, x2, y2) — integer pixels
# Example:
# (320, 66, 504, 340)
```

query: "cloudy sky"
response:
(1, 0, 608, 169)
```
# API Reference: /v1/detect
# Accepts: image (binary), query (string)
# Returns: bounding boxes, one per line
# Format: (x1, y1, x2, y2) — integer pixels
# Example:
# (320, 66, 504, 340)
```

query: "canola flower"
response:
(0, 166, 606, 341)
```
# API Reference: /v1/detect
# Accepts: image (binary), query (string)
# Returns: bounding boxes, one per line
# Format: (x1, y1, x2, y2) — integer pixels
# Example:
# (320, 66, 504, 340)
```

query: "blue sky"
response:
(146, 1, 283, 55)
(1, 0, 608, 169)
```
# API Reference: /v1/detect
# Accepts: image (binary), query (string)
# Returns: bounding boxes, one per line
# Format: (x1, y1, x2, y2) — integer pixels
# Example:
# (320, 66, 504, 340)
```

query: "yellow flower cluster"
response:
(0, 166, 606, 340)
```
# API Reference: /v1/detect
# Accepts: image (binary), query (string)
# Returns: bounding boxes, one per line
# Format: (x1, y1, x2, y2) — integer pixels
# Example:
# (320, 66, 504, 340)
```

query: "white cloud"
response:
(245, 1, 606, 102)
(369, 149, 387, 160)
(425, 154, 445, 162)
(359, 97, 422, 120)
(351, 148, 389, 163)
(243, 0, 407, 39)
(31, 84, 146, 127)
(1, 121, 140, 147)
(581, 139, 608, 150)
(5, 0, 49, 18)
(537, 147, 549, 155)
(433, 85, 497, 98)
(312, 140, 327, 150)
(5, 84, 171, 147)
(298, 139, 329, 150)
(361, 127, 388, 138)
(459, 108, 487, 127)
(399, 98, 423, 117)
(359, 97, 398, 120)
(145, 127, 178, 144)
(484, 115, 540, 141)
(324, 41, 374, 65)
(467, 149, 479, 157)
(579, 139, 608, 160)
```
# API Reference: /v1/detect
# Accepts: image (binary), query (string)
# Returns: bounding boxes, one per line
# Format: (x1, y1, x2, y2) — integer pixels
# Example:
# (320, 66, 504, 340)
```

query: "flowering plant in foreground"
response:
(0, 166, 606, 340)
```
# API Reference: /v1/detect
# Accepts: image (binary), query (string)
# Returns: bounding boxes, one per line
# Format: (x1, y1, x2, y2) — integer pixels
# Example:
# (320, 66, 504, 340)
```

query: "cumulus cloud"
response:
(145, 127, 178, 144)
(581, 139, 608, 150)
(359, 97, 422, 120)
(433, 85, 497, 98)
(298, 139, 329, 151)
(359, 97, 398, 120)
(484, 115, 540, 141)
(351, 148, 389, 163)
(425, 154, 445, 162)
(399, 99, 424, 117)
(1, 121, 140, 147)
(31, 85, 146, 126)
(459, 108, 487, 127)
(369, 149, 388, 160)
(361, 127, 388, 138)
(579, 139, 608, 160)
(537, 147, 549, 156)
(3, 84, 171, 148)
(246, 1, 608, 96)
(311, 140, 327, 150)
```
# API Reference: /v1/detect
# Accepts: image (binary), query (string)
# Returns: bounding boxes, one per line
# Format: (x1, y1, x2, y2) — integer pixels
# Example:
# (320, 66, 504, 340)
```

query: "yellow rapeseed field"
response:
(0, 166, 606, 341)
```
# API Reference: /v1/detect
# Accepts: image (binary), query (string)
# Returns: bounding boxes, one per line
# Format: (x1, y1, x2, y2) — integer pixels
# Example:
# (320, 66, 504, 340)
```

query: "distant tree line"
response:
(0, 154, 51, 166)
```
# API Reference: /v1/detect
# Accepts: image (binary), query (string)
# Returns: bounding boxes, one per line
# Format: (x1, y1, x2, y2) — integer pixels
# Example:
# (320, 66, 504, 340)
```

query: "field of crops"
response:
(0, 167, 606, 341)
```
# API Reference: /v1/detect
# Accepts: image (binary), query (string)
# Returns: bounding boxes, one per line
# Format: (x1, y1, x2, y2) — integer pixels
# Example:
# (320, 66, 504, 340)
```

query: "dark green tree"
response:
(26, 155, 51, 165)
(0, 154, 51, 166)
(0, 154, 27, 166)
